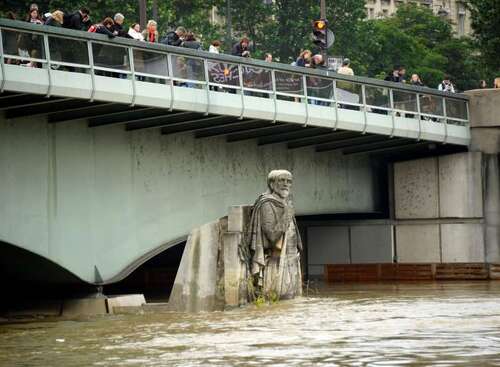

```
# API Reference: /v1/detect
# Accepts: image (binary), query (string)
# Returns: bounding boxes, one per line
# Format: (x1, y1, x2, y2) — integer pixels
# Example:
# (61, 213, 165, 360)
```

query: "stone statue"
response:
(245, 170, 303, 300)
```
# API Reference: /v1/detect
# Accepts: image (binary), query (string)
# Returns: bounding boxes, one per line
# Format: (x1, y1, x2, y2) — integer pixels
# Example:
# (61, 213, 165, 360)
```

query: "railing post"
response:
(238, 64, 245, 119)
(0, 28, 5, 93)
(333, 80, 339, 130)
(203, 59, 210, 115)
(128, 47, 137, 107)
(271, 69, 277, 123)
(87, 41, 96, 102)
(167, 54, 174, 111)
(303, 75, 309, 126)
(43, 34, 52, 98)
(389, 88, 395, 138)
(416, 93, 422, 141)
(442, 97, 448, 144)
(361, 84, 368, 134)
(465, 99, 470, 127)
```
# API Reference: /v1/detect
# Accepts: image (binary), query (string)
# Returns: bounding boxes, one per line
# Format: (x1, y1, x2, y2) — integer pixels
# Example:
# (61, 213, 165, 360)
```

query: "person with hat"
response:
(337, 58, 354, 76)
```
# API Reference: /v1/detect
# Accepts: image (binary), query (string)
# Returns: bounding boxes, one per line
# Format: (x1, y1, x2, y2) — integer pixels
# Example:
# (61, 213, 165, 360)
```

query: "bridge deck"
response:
(0, 19, 470, 152)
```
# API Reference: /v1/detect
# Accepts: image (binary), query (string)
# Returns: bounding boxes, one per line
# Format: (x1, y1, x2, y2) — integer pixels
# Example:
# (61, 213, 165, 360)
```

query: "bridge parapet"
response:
(0, 18, 469, 146)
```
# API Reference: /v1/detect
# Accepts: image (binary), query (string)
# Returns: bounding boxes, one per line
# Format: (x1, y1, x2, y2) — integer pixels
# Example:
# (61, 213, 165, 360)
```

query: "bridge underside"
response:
(0, 92, 466, 157)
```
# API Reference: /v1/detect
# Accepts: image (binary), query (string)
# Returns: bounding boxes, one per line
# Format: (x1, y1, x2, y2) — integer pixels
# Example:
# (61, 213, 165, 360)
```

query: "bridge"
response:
(0, 19, 473, 291)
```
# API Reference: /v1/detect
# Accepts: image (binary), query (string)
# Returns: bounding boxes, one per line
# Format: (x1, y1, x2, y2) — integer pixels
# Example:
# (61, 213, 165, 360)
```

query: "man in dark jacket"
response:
(63, 7, 90, 30)
(385, 65, 406, 83)
(232, 37, 250, 57)
(161, 26, 186, 47)
(111, 13, 132, 38)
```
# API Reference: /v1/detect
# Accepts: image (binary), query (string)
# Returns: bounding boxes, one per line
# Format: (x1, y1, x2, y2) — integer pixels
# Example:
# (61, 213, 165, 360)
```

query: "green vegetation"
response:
(1, 1, 496, 90)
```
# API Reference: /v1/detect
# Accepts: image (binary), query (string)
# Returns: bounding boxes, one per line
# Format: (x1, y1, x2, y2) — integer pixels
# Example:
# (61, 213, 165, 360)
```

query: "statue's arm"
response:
(261, 202, 285, 246)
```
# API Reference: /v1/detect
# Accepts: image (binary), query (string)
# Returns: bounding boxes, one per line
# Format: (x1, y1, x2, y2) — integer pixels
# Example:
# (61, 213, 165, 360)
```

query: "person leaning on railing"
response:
(142, 20, 159, 43)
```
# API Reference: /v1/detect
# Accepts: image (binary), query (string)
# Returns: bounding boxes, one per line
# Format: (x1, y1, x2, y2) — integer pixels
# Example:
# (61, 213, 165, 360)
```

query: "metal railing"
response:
(0, 19, 470, 132)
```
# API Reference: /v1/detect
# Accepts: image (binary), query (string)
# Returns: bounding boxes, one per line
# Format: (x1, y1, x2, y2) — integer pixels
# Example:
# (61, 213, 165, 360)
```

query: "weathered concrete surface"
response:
(440, 223, 485, 263)
(395, 224, 441, 263)
(483, 155, 500, 263)
(394, 158, 439, 219)
(62, 297, 107, 317)
(106, 294, 146, 314)
(223, 232, 241, 308)
(465, 89, 500, 127)
(0, 115, 379, 284)
(439, 152, 483, 218)
(168, 221, 223, 312)
(350, 225, 394, 263)
(307, 226, 350, 276)
(470, 128, 500, 154)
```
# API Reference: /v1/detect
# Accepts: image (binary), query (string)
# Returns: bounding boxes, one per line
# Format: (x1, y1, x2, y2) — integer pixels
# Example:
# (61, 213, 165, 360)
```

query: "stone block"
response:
(439, 152, 483, 218)
(223, 232, 242, 307)
(395, 224, 441, 263)
(464, 89, 500, 128)
(106, 294, 146, 314)
(441, 223, 485, 263)
(228, 205, 252, 233)
(62, 297, 107, 317)
(350, 225, 394, 263)
(168, 221, 223, 312)
(394, 157, 439, 219)
(307, 226, 350, 265)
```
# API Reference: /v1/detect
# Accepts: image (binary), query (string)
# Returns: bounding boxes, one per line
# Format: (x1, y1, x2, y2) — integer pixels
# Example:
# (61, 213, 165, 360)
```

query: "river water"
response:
(1, 282, 500, 366)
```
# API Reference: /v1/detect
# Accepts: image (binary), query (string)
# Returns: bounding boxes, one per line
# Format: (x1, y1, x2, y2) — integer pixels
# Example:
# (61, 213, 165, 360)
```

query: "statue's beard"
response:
(275, 188, 290, 199)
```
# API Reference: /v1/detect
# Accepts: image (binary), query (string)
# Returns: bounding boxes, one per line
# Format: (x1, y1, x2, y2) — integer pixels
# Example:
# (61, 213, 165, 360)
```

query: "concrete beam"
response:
(287, 131, 360, 149)
(257, 127, 330, 146)
(48, 103, 122, 123)
(342, 138, 420, 155)
(316, 135, 389, 153)
(124, 112, 199, 131)
(5, 99, 99, 119)
(0, 94, 62, 110)
(195, 119, 269, 138)
(226, 124, 301, 142)
(88, 108, 164, 127)
(161, 116, 239, 135)
(1, 97, 73, 114)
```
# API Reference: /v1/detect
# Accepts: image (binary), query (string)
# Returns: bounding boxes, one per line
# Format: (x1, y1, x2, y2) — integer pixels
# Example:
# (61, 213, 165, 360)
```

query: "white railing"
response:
(0, 19, 470, 129)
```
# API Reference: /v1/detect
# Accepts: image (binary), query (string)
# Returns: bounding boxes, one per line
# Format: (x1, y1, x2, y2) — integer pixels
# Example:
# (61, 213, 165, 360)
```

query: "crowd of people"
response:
(4, 3, 499, 93)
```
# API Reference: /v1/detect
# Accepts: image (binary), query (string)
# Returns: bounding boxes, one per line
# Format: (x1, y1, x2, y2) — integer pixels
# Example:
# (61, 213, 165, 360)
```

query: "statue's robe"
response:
(246, 193, 302, 299)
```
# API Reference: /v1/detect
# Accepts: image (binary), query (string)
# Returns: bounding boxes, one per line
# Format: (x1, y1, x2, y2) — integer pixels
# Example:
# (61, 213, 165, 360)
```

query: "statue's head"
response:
(267, 170, 293, 199)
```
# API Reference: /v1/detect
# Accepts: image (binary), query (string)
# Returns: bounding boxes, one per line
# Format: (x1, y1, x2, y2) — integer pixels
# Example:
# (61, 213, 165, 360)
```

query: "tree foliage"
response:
(466, 0, 500, 72)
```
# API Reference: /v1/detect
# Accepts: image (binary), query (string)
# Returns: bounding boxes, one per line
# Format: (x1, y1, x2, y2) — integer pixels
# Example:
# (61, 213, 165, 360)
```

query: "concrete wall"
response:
(307, 223, 394, 276)
(0, 114, 379, 284)
(465, 89, 500, 128)
(393, 152, 486, 263)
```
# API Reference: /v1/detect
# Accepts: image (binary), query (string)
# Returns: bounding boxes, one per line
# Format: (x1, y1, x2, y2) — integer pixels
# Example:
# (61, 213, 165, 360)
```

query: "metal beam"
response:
(316, 135, 390, 152)
(341, 139, 423, 155)
(125, 112, 204, 131)
(226, 124, 302, 143)
(88, 107, 164, 127)
(195, 119, 269, 138)
(48, 103, 118, 123)
(287, 131, 360, 149)
(0, 92, 28, 100)
(161, 115, 237, 135)
(257, 127, 330, 146)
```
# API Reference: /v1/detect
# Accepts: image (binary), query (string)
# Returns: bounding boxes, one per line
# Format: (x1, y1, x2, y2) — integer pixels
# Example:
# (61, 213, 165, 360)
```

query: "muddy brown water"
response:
(1, 282, 500, 366)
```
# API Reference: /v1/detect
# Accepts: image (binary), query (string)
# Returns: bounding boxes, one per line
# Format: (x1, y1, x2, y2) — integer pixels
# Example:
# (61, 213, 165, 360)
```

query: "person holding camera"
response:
(438, 76, 456, 93)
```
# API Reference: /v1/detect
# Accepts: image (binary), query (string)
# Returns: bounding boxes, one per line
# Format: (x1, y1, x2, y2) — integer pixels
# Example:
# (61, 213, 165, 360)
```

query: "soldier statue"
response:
(245, 170, 303, 300)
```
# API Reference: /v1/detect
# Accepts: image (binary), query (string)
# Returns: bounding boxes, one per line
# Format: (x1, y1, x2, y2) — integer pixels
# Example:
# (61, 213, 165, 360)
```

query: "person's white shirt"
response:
(209, 45, 220, 53)
(337, 66, 354, 76)
(128, 28, 145, 41)
(438, 81, 455, 93)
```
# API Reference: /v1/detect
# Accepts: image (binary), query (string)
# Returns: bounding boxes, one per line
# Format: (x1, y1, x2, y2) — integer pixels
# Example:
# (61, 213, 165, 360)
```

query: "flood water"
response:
(1, 282, 500, 366)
